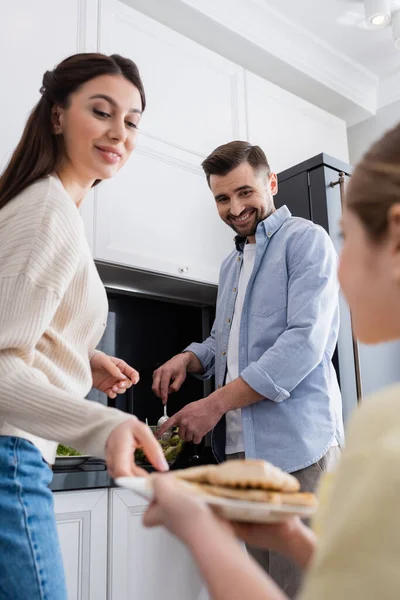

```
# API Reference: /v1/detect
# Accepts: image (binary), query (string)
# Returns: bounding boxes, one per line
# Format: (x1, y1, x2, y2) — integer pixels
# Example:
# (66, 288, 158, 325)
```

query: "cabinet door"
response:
(0, 0, 97, 249)
(54, 489, 108, 600)
(275, 172, 311, 220)
(99, 1, 246, 159)
(109, 488, 209, 600)
(322, 167, 400, 405)
(94, 0, 246, 283)
(309, 166, 359, 425)
(245, 71, 349, 174)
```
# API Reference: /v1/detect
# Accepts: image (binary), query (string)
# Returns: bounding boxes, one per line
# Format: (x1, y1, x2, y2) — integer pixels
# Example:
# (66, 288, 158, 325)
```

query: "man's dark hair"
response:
(201, 140, 271, 186)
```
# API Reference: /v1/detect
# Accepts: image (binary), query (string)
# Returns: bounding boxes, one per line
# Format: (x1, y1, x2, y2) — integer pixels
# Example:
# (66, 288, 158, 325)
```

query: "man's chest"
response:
(217, 252, 289, 325)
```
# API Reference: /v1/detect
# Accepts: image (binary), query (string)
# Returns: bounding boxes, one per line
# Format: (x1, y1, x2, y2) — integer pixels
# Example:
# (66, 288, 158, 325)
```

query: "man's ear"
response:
(269, 173, 278, 196)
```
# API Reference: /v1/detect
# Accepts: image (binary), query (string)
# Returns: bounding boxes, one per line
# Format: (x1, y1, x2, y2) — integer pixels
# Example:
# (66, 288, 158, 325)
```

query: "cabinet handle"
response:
(330, 172, 362, 403)
(329, 172, 346, 199)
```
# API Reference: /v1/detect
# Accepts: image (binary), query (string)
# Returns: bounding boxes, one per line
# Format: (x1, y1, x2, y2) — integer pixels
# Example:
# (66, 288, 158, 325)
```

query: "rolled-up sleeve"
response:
(241, 225, 339, 401)
(184, 320, 216, 380)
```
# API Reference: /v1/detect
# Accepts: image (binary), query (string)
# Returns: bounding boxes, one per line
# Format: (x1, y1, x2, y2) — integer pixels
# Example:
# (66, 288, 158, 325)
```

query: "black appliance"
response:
(86, 266, 218, 469)
(275, 153, 359, 424)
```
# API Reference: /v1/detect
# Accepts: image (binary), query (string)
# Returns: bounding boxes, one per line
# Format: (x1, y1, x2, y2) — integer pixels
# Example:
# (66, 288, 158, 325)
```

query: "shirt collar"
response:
(234, 205, 292, 252)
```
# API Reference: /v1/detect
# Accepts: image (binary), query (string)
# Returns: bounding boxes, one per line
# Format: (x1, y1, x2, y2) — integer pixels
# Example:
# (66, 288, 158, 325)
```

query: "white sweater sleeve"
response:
(0, 183, 131, 457)
(0, 274, 130, 457)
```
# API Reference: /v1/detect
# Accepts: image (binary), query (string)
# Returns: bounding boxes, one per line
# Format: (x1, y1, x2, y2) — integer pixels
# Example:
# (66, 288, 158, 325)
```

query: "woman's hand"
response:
(90, 352, 139, 398)
(105, 418, 169, 478)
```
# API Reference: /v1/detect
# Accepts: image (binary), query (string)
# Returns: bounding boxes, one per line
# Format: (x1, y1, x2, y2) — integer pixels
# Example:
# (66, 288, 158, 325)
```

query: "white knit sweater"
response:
(0, 175, 131, 463)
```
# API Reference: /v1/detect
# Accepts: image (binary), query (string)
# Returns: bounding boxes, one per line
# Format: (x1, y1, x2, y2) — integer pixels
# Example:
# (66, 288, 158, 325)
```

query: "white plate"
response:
(115, 477, 317, 524)
(55, 455, 91, 467)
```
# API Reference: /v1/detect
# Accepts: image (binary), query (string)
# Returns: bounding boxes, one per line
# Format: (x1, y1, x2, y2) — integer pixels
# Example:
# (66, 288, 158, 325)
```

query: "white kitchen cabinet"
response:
(109, 488, 210, 600)
(0, 0, 97, 249)
(1, 0, 350, 280)
(93, 0, 245, 283)
(99, 0, 246, 161)
(245, 71, 349, 174)
(54, 489, 108, 600)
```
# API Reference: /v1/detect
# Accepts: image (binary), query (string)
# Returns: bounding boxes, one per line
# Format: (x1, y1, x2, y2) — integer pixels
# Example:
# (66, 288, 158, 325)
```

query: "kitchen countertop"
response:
(50, 458, 111, 492)
(50, 445, 215, 492)
(50, 459, 162, 492)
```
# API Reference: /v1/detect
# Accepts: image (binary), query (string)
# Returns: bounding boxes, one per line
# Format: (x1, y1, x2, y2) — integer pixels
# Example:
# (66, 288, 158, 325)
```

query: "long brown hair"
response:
(0, 53, 146, 210)
(347, 122, 400, 240)
(201, 141, 271, 187)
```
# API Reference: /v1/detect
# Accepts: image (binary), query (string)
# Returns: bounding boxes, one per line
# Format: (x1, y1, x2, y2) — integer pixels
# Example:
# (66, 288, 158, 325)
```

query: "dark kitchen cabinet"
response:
(275, 153, 359, 425)
(275, 152, 352, 234)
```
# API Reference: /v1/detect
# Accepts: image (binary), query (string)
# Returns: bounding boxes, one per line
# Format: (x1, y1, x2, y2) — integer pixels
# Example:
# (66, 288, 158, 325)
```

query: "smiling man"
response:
(153, 141, 344, 598)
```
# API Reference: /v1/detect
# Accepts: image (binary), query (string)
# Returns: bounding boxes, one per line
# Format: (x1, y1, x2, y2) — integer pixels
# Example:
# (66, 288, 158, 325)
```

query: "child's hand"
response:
(143, 474, 230, 545)
(144, 475, 316, 569)
(232, 519, 301, 553)
(232, 518, 316, 569)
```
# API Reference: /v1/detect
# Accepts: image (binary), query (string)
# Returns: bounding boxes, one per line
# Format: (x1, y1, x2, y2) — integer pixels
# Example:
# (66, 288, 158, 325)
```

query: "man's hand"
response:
(157, 377, 263, 443)
(91, 352, 139, 399)
(157, 396, 223, 443)
(152, 352, 203, 404)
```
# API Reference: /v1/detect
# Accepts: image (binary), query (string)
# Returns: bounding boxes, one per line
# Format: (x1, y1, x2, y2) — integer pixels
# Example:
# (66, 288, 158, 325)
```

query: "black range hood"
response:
(95, 261, 218, 307)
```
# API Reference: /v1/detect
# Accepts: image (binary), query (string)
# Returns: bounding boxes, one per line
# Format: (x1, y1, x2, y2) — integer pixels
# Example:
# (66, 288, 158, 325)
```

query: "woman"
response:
(0, 53, 168, 599)
(145, 121, 400, 600)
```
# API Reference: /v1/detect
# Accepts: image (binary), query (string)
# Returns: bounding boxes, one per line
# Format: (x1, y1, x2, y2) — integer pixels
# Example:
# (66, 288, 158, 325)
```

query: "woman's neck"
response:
(56, 162, 95, 208)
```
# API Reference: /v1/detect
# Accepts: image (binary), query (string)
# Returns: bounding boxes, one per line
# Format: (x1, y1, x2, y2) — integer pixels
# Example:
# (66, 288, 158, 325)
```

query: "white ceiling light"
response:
(392, 10, 400, 48)
(364, 0, 392, 27)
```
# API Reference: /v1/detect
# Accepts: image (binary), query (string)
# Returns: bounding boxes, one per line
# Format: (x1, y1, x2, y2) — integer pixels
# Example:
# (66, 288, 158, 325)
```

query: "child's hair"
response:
(347, 122, 400, 240)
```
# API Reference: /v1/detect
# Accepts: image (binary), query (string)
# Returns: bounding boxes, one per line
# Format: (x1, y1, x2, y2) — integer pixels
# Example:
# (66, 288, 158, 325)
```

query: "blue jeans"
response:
(0, 436, 67, 600)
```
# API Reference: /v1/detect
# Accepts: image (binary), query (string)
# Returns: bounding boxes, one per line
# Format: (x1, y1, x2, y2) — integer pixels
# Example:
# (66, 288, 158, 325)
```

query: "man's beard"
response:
(228, 208, 267, 237)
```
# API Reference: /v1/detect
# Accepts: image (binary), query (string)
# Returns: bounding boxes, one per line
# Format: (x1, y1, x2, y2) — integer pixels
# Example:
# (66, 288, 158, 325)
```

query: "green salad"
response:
(135, 431, 184, 464)
(56, 444, 82, 457)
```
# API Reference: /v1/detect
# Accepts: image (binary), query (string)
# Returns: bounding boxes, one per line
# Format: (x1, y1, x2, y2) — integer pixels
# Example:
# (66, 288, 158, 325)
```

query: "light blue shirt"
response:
(186, 206, 344, 473)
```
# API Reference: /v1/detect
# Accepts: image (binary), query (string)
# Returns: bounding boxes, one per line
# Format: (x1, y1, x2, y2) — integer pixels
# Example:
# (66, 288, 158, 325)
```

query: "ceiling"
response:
(126, 0, 400, 125)
(263, 0, 400, 79)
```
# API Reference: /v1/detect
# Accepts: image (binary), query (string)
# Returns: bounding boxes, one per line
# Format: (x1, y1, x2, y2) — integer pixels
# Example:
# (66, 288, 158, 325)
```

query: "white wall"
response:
(359, 341, 400, 398)
(347, 99, 400, 165)
(348, 101, 400, 398)
(0, 0, 87, 172)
